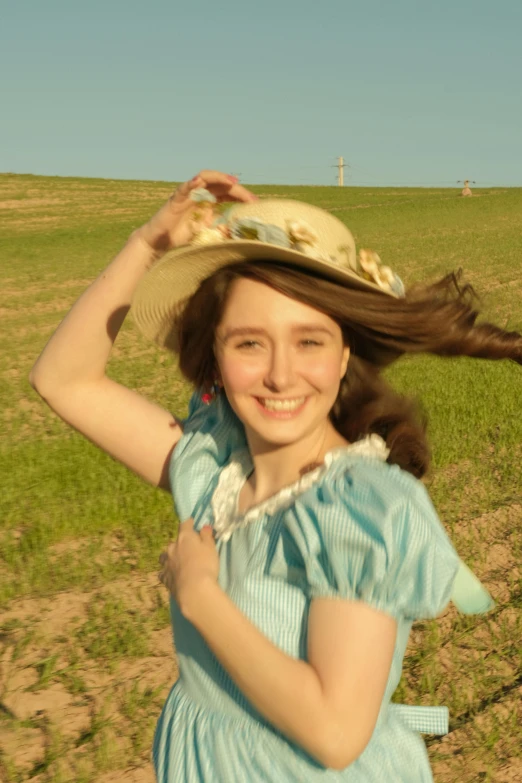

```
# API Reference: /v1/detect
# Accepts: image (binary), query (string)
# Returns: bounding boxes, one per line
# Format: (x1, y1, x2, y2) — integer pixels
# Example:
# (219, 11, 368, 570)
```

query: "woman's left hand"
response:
(159, 520, 219, 611)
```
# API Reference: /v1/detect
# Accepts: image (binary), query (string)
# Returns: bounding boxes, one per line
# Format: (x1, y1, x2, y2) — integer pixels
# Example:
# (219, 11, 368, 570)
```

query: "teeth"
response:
(260, 397, 305, 412)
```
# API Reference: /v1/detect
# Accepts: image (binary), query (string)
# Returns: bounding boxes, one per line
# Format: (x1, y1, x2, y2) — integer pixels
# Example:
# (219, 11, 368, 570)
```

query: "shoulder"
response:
(169, 391, 247, 519)
(288, 447, 458, 579)
(304, 447, 438, 538)
(286, 451, 459, 619)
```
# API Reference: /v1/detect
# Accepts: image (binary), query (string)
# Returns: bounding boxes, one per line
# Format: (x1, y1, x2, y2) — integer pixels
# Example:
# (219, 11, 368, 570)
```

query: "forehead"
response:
(219, 277, 334, 328)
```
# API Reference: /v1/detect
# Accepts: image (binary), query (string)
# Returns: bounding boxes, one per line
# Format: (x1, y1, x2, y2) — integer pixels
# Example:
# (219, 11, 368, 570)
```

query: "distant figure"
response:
(461, 180, 472, 197)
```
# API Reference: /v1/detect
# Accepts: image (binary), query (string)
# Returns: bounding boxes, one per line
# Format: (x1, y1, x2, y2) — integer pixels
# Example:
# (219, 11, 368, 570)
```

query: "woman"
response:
(30, 171, 520, 781)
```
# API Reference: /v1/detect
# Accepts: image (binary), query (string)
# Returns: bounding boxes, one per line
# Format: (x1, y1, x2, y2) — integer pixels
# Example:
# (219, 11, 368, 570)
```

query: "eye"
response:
(236, 340, 261, 349)
(299, 339, 323, 347)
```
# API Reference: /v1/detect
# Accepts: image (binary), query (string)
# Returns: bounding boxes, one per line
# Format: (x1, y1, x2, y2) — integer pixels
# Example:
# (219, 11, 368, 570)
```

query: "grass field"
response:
(1, 173, 521, 782)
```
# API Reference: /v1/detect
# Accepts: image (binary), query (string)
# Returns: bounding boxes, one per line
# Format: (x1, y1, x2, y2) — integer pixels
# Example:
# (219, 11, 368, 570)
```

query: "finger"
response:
(200, 525, 214, 539)
(200, 526, 216, 547)
(179, 518, 195, 536)
(197, 170, 238, 187)
(209, 182, 257, 204)
(179, 170, 256, 205)
(224, 183, 258, 203)
(159, 551, 168, 567)
(195, 171, 257, 202)
(170, 176, 204, 203)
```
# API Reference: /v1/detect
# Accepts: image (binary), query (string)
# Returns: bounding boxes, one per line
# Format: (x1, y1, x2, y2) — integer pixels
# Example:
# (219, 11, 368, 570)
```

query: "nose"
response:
(264, 343, 296, 392)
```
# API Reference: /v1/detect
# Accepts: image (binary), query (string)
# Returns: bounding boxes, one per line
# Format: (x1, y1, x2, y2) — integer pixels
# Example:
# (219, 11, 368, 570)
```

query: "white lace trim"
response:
(211, 434, 389, 542)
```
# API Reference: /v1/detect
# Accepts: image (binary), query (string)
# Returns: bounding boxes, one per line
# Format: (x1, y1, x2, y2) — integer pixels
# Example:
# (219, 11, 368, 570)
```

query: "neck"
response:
(243, 422, 349, 507)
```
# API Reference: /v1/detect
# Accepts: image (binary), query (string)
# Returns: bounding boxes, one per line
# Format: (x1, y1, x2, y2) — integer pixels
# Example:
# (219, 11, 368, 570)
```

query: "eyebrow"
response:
(221, 325, 334, 343)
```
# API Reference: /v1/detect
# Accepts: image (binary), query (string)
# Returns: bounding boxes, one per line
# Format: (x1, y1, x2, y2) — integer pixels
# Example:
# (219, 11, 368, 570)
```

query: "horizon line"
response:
(1, 171, 521, 189)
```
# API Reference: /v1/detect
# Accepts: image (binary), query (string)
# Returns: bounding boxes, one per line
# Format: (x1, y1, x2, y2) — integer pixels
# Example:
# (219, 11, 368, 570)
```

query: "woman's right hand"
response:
(135, 170, 258, 255)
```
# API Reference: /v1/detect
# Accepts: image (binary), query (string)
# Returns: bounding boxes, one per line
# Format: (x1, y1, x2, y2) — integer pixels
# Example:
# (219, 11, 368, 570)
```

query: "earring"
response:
(201, 380, 221, 405)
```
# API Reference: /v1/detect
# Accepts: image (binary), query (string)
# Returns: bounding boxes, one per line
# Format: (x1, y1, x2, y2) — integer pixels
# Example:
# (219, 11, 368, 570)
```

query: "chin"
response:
(250, 429, 306, 448)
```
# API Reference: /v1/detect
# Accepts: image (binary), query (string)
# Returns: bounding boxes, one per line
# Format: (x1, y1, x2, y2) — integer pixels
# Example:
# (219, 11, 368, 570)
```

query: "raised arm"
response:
(29, 171, 256, 490)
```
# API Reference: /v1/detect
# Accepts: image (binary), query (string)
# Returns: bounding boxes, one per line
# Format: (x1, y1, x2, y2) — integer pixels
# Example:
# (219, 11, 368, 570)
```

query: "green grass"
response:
(1, 173, 521, 782)
(76, 593, 151, 668)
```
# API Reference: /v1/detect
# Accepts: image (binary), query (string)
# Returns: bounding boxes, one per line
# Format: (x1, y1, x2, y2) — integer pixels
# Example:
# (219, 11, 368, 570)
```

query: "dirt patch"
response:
(3, 279, 93, 298)
(3, 297, 77, 318)
(495, 758, 522, 783)
(0, 725, 45, 774)
(2, 368, 20, 380)
(4, 216, 64, 229)
(0, 571, 176, 781)
(1, 590, 91, 639)
(0, 198, 66, 210)
(4, 681, 75, 723)
(430, 688, 522, 783)
(478, 278, 522, 295)
(457, 504, 521, 602)
(97, 765, 156, 783)
(2, 396, 47, 430)
(77, 206, 139, 216)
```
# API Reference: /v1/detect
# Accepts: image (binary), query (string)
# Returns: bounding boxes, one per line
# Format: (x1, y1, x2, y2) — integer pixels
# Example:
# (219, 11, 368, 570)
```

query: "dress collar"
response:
(211, 434, 390, 542)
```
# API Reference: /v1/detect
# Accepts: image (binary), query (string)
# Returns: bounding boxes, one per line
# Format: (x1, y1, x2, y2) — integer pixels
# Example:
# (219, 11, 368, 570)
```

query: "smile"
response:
(255, 396, 307, 415)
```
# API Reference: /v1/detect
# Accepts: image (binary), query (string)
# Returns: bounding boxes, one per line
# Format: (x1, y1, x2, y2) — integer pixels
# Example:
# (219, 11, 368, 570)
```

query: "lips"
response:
(258, 397, 306, 412)
(253, 396, 309, 419)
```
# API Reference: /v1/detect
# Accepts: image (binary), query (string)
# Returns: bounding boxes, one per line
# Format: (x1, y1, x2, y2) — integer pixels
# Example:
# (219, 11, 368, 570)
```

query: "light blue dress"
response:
(153, 392, 493, 782)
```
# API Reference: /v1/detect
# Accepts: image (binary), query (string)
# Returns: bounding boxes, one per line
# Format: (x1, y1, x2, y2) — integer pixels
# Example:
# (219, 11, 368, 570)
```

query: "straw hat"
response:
(131, 195, 404, 350)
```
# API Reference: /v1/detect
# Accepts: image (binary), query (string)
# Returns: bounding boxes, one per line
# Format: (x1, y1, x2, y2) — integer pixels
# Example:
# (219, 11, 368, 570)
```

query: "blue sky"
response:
(2, 0, 521, 186)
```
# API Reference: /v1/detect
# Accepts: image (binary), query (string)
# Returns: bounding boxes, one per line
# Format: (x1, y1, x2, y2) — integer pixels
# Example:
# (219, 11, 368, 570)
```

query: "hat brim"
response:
(131, 240, 397, 351)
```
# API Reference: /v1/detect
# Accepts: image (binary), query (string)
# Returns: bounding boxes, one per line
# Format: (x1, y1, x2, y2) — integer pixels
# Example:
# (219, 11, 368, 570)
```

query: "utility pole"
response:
(330, 157, 348, 186)
(337, 157, 345, 186)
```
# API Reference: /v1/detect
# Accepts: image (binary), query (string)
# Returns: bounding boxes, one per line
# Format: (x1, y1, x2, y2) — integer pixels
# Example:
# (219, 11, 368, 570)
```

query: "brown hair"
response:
(172, 262, 522, 478)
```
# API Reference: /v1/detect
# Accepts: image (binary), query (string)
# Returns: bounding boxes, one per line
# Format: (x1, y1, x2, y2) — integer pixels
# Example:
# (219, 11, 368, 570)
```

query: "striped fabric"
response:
(388, 705, 449, 736)
(153, 392, 474, 781)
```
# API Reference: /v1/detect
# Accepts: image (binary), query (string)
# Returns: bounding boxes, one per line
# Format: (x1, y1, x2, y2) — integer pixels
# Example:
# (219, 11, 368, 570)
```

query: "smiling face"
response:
(214, 277, 350, 453)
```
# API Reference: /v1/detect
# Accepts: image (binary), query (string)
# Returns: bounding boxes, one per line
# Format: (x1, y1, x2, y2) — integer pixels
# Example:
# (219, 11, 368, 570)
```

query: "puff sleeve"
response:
(287, 460, 462, 622)
(169, 391, 247, 521)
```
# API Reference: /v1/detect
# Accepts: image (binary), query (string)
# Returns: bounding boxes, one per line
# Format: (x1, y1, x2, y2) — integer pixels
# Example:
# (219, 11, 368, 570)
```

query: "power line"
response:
(234, 162, 508, 188)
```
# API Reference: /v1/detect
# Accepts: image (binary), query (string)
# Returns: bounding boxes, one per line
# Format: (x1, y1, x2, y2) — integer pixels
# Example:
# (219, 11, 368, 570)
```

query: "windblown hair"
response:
(171, 262, 522, 478)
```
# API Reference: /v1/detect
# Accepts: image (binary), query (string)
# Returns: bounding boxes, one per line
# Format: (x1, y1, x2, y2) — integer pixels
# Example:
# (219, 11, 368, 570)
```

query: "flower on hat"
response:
(230, 218, 291, 248)
(358, 249, 396, 294)
(287, 220, 319, 246)
(188, 189, 219, 238)
(191, 225, 230, 246)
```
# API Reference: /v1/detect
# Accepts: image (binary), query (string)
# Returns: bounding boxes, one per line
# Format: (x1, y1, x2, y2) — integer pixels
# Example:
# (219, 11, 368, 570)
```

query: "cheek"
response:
(218, 348, 345, 394)
(219, 355, 261, 392)
(298, 353, 344, 390)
